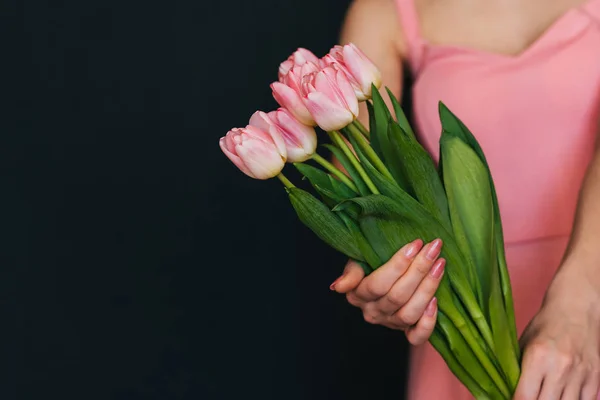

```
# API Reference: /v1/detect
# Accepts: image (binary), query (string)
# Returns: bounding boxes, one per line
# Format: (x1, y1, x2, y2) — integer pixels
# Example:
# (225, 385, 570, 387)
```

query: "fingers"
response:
(538, 351, 578, 400)
(538, 378, 562, 400)
(405, 297, 438, 345)
(332, 238, 441, 340)
(541, 360, 600, 400)
(515, 341, 600, 400)
(580, 370, 600, 400)
(513, 350, 545, 400)
(375, 239, 443, 315)
(352, 239, 424, 302)
(561, 368, 586, 400)
(388, 258, 445, 327)
(330, 260, 365, 294)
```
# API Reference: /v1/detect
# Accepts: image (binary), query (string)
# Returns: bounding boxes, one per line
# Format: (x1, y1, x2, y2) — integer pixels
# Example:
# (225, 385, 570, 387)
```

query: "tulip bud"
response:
(271, 63, 320, 126)
(321, 44, 382, 100)
(300, 66, 359, 131)
(278, 48, 320, 81)
(219, 125, 287, 180)
(250, 108, 317, 162)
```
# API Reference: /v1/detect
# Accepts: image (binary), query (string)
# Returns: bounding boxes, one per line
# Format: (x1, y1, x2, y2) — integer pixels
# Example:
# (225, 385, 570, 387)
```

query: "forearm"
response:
(552, 146, 600, 295)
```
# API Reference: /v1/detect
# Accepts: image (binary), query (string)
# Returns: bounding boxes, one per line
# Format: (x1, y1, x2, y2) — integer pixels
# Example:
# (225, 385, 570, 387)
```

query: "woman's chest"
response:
(416, 0, 595, 57)
(411, 20, 600, 153)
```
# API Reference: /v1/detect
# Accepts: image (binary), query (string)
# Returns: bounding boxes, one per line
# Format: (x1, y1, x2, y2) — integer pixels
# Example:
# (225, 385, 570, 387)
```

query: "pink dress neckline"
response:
(398, 0, 600, 71)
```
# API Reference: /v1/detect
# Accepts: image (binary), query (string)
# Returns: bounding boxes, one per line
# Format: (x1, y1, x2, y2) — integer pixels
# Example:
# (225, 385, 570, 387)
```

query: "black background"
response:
(7, 0, 413, 398)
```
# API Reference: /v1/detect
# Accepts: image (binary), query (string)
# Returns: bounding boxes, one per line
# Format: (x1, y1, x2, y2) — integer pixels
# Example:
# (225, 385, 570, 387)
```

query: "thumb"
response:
(330, 260, 365, 293)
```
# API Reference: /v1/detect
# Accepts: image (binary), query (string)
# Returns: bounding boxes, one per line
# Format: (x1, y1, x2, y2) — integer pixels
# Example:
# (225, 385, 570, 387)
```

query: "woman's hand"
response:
(330, 238, 445, 345)
(514, 275, 600, 400)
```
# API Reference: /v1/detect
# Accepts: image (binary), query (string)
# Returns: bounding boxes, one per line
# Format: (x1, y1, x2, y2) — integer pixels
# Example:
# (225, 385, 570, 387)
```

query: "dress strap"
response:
(395, 0, 426, 74)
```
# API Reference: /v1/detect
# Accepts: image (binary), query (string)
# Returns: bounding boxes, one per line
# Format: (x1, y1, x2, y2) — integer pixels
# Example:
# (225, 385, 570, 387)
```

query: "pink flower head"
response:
(300, 65, 359, 131)
(219, 125, 286, 180)
(250, 108, 317, 163)
(321, 44, 382, 100)
(278, 48, 320, 81)
(271, 62, 320, 126)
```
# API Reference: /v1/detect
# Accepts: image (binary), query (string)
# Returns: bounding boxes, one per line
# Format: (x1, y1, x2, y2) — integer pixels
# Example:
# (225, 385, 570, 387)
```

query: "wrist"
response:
(556, 230, 600, 290)
(545, 262, 600, 316)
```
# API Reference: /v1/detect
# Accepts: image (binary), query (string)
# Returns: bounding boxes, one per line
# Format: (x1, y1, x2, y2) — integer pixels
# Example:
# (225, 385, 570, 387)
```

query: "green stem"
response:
(437, 285, 511, 398)
(353, 119, 370, 139)
(277, 173, 295, 189)
(497, 241, 520, 359)
(345, 123, 394, 181)
(431, 319, 501, 400)
(328, 131, 380, 194)
(311, 153, 359, 193)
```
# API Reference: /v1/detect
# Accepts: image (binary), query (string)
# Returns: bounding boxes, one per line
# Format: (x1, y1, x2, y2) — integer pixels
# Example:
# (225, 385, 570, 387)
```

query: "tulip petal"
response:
(267, 125, 288, 161)
(244, 124, 287, 161)
(286, 147, 312, 163)
(271, 82, 315, 126)
(300, 75, 317, 98)
(236, 138, 285, 179)
(278, 59, 294, 81)
(305, 92, 354, 131)
(335, 69, 360, 117)
(223, 130, 238, 150)
(295, 48, 320, 65)
(219, 136, 256, 178)
(343, 44, 382, 96)
(329, 45, 344, 59)
(243, 123, 274, 146)
(275, 109, 317, 162)
(248, 111, 271, 133)
(322, 55, 367, 101)
(314, 68, 344, 106)
(320, 54, 335, 68)
(268, 108, 302, 152)
(272, 110, 303, 148)
(283, 67, 302, 93)
(300, 62, 320, 77)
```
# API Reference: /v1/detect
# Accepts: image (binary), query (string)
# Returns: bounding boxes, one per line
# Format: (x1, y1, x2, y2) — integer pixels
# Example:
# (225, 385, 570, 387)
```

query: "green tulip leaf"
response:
(388, 122, 451, 229)
(385, 87, 416, 141)
(294, 162, 357, 204)
(370, 85, 412, 191)
(287, 187, 363, 261)
(439, 102, 519, 357)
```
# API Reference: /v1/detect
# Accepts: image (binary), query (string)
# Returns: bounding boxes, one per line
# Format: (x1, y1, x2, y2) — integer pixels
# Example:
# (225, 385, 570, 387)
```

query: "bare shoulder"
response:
(340, 0, 407, 59)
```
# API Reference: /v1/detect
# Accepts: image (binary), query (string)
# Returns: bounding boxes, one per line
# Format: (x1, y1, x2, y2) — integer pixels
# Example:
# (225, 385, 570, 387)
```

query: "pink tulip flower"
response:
(271, 62, 319, 126)
(250, 108, 317, 163)
(300, 65, 359, 131)
(219, 125, 287, 180)
(278, 48, 320, 81)
(321, 43, 382, 100)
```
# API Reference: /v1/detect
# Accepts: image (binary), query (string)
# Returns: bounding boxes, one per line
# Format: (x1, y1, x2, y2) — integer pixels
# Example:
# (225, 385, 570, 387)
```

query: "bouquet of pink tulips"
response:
(220, 44, 521, 400)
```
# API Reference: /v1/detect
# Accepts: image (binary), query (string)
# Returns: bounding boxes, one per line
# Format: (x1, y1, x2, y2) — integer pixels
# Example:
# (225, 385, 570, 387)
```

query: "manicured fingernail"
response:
(330, 276, 343, 291)
(425, 297, 437, 317)
(403, 239, 423, 258)
(430, 258, 446, 279)
(425, 239, 442, 261)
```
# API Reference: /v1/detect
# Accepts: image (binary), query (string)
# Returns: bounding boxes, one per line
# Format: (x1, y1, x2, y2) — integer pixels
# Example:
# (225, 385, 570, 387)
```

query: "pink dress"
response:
(394, 0, 600, 398)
